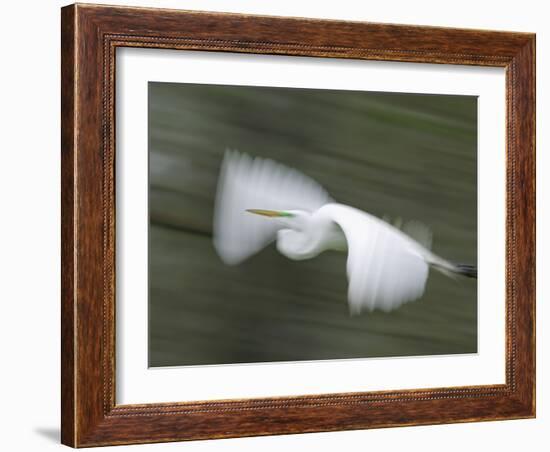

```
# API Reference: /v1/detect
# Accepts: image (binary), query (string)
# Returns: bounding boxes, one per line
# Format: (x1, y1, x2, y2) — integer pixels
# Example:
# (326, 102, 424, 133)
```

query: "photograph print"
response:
(148, 81, 478, 367)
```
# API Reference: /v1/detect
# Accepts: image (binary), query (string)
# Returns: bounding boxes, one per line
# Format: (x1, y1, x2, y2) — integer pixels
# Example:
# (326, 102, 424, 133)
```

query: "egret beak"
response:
(246, 209, 293, 217)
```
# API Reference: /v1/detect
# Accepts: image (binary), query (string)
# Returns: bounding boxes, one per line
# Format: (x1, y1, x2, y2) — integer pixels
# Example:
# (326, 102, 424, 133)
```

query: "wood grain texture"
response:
(60, 3, 536, 447)
(60, 5, 76, 446)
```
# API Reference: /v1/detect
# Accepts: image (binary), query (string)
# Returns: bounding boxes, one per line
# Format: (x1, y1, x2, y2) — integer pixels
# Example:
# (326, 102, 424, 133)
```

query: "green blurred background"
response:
(148, 82, 478, 367)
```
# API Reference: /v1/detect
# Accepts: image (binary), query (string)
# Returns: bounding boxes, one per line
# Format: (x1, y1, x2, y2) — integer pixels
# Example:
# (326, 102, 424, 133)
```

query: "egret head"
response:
(246, 209, 320, 260)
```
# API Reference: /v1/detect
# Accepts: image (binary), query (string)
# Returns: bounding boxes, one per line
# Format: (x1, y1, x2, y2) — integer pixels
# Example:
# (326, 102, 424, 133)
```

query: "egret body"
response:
(213, 150, 476, 314)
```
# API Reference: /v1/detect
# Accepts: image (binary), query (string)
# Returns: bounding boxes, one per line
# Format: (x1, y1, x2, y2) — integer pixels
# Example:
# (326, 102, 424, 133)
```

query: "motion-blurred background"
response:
(148, 82, 477, 367)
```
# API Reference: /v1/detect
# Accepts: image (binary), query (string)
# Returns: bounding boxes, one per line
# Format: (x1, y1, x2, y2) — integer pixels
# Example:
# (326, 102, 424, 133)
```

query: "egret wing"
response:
(213, 150, 332, 265)
(323, 204, 430, 313)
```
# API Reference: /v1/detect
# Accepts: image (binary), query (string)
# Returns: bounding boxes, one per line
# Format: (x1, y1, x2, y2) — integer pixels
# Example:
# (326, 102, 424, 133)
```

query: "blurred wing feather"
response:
(213, 150, 332, 265)
(323, 204, 430, 313)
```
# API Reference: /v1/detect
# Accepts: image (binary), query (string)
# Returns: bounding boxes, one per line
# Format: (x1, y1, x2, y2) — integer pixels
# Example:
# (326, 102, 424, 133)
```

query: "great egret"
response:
(213, 150, 476, 314)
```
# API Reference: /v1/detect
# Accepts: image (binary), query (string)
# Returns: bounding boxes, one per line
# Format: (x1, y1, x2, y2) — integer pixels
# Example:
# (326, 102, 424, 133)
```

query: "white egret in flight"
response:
(213, 150, 476, 314)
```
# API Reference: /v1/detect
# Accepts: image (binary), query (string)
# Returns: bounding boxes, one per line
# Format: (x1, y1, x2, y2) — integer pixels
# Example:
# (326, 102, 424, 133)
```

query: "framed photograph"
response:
(61, 3, 535, 447)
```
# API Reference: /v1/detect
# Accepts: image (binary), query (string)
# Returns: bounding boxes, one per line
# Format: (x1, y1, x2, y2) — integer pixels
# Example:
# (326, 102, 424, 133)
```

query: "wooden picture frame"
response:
(61, 3, 535, 447)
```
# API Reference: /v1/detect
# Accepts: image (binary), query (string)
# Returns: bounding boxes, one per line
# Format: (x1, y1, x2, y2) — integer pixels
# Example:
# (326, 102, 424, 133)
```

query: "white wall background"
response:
(0, 1, 545, 450)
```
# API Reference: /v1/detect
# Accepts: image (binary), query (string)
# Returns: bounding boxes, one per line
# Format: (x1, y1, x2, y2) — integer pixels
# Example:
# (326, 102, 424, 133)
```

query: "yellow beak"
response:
(246, 209, 286, 217)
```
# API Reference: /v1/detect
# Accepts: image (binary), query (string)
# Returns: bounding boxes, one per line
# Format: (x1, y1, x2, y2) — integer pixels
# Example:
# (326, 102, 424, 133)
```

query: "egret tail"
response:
(455, 264, 477, 278)
(429, 257, 477, 279)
